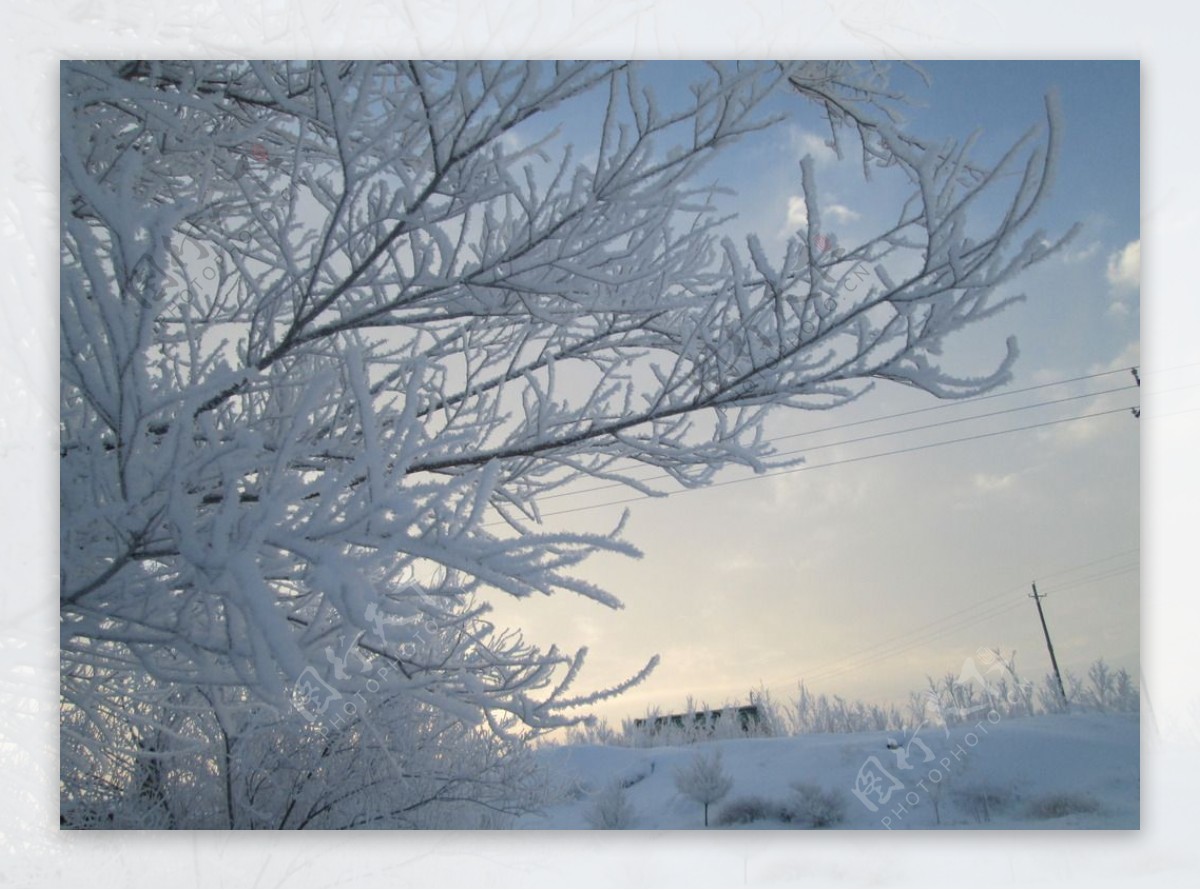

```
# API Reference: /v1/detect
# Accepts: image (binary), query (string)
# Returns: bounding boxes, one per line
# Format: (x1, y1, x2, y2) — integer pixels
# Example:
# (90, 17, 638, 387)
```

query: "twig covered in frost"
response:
(60, 60, 1068, 827)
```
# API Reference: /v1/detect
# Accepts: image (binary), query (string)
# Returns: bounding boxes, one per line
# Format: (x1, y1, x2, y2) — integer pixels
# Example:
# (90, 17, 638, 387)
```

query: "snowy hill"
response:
(516, 713, 1138, 830)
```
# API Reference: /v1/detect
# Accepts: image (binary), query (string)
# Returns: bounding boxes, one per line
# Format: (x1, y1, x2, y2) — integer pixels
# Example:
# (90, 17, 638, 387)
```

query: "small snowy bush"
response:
(786, 782, 846, 828)
(673, 749, 733, 827)
(585, 781, 636, 829)
(715, 795, 789, 826)
(1024, 791, 1101, 820)
(953, 784, 1014, 823)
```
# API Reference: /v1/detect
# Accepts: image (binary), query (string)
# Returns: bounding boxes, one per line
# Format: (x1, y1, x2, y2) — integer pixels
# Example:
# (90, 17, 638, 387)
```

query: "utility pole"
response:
(1030, 582, 1068, 711)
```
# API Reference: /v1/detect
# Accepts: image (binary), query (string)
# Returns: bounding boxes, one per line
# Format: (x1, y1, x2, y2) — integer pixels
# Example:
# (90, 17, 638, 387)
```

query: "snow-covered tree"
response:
(60, 60, 1067, 827)
(674, 749, 734, 827)
(585, 780, 637, 830)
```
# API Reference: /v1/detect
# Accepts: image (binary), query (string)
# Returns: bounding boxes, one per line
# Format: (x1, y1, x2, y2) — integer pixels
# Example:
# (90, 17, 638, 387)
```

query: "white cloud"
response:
(791, 128, 838, 166)
(1087, 340, 1141, 376)
(1105, 239, 1141, 319)
(498, 130, 525, 154)
(1106, 240, 1140, 291)
(826, 203, 860, 224)
(1060, 240, 1101, 264)
(784, 196, 858, 233)
(1107, 300, 1131, 319)
(786, 194, 807, 228)
(972, 472, 1017, 494)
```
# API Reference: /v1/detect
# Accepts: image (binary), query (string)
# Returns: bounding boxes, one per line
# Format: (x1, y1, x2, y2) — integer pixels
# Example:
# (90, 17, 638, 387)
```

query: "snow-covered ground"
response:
(516, 713, 1138, 830)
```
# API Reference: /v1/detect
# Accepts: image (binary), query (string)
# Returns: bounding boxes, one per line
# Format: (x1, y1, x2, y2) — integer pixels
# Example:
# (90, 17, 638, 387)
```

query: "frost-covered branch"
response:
(60, 60, 1065, 827)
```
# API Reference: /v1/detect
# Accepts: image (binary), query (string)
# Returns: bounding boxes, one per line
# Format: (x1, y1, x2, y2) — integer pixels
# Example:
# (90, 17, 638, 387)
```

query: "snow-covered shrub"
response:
(1024, 791, 1102, 820)
(61, 686, 552, 829)
(786, 782, 846, 828)
(673, 749, 733, 827)
(953, 784, 1015, 824)
(565, 718, 622, 747)
(1077, 660, 1140, 713)
(715, 795, 789, 826)
(1037, 671, 1077, 713)
(585, 781, 636, 829)
(1036, 660, 1139, 715)
(744, 688, 786, 738)
(905, 652, 1140, 728)
(788, 683, 907, 735)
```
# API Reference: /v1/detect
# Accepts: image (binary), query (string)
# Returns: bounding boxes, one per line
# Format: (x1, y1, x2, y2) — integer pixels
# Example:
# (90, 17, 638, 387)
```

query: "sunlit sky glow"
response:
(482, 61, 1141, 726)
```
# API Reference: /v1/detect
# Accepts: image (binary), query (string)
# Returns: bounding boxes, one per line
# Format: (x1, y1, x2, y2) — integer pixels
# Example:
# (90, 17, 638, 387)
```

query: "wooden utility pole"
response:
(1030, 582, 1068, 711)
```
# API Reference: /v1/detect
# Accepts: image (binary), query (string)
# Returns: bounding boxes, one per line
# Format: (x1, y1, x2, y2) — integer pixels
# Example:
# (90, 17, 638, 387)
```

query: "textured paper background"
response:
(6, 1, 1197, 885)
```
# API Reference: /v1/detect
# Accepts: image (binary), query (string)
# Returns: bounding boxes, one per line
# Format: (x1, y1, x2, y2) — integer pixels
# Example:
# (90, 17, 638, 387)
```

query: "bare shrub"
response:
(715, 795, 789, 826)
(953, 784, 1015, 823)
(585, 781, 636, 830)
(1024, 792, 1102, 820)
(787, 782, 846, 828)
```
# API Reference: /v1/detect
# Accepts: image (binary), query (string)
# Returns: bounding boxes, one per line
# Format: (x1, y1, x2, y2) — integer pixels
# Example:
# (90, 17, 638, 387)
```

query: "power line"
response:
(533, 381, 1136, 504)
(1031, 546, 1140, 582)
(771, 551, 1138, 690)
(1039, 563, 1139, 595)
(798, 599, 1030, 686)
(792, 590, 1031, 684)
(770, 358, 1140, 450)
(774, 384, 1134, 455)
(481, 364, 1161, 521)
(789, 586, 1030, 685)
(510, 403, 1137, 523)
(492, 366, 1137, 511)
(771, 367, 1133, 444)
(767, 548, 1139, 685)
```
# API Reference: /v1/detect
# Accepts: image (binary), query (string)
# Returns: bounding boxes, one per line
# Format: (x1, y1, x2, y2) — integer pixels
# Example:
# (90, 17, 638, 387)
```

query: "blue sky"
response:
(484, 60, 1142, 724)
(906, 61, 1139, 237)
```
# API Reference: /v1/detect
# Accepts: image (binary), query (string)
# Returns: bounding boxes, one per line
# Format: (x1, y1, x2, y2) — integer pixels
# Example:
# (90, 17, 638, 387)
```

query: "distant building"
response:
(633, 704, 762, 736)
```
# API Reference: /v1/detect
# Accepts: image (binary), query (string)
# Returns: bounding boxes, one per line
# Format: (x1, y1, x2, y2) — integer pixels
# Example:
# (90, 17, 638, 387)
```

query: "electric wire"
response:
(773, 554, 1139, 689)
(514, 403, 1138, 523)
(533, 381, 1136, 504)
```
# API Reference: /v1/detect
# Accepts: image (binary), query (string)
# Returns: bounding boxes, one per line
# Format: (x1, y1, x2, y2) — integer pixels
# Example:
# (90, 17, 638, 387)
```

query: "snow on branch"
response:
(60, 60, 1066, 827)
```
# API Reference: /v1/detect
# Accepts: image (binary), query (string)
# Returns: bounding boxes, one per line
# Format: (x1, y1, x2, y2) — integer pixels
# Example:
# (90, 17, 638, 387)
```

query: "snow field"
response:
(517, 713, 1138, 830)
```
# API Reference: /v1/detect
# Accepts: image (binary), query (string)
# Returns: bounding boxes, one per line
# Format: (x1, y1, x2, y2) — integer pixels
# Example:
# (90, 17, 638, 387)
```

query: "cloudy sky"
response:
(484, 61, 1144, 725)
